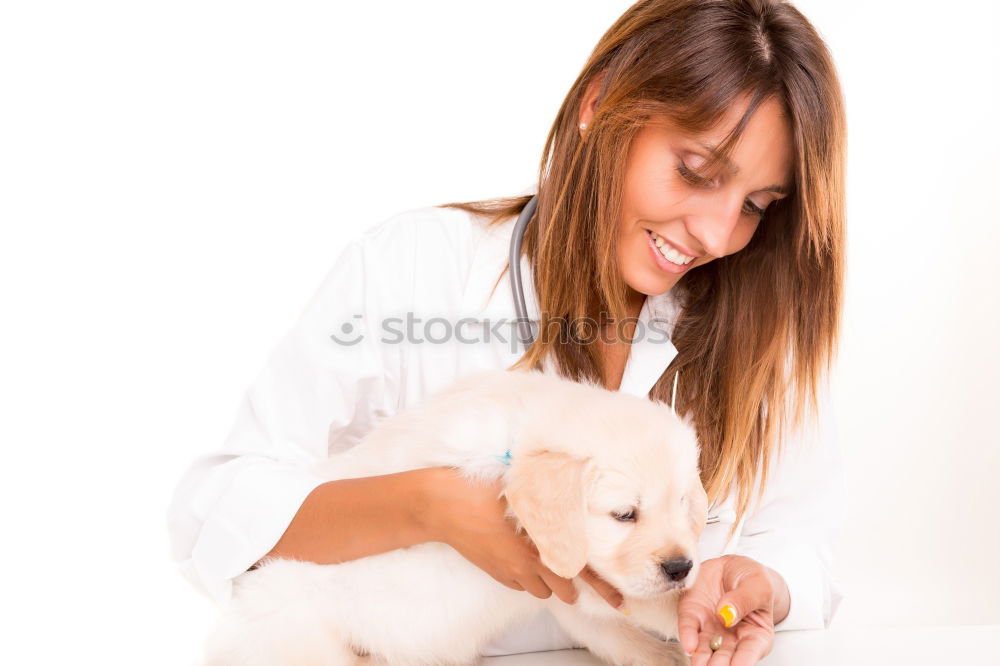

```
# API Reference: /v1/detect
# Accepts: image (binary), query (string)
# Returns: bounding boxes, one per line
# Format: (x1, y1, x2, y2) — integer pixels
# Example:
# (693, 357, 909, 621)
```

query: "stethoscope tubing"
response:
(510, 194, 538, 348)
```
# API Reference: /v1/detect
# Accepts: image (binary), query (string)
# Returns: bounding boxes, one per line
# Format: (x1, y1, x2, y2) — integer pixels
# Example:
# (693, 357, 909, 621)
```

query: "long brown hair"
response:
(439, 0, 846, 538)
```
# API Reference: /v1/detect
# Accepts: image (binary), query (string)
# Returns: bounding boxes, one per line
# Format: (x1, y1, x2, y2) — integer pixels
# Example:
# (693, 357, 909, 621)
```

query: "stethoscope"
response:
(508, 194, 734, 526)
(509, 194, 537, 349)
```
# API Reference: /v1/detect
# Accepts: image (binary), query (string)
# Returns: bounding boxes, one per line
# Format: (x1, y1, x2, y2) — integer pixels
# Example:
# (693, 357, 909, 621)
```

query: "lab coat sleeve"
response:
(732, 377, 847, 632)
(166, 229, 402, 608)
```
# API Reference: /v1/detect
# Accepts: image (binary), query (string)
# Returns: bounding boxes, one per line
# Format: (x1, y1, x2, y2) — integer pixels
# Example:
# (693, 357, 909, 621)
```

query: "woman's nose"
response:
(686, 195, 744, 259)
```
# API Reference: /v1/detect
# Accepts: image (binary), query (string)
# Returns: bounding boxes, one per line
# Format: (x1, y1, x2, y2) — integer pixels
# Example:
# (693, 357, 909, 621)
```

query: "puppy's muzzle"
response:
(659, 557, 693, 582)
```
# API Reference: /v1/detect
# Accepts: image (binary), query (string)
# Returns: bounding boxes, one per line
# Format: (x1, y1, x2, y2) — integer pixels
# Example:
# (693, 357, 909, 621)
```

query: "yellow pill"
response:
(718, 604, 737, 628)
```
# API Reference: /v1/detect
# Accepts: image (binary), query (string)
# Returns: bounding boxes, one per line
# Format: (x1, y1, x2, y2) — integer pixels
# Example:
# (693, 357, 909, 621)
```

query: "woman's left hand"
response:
(677, 554, 789, 666)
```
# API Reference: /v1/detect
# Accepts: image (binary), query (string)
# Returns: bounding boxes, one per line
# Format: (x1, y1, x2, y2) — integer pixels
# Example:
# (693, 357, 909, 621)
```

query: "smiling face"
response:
(611, 95, 794, 300)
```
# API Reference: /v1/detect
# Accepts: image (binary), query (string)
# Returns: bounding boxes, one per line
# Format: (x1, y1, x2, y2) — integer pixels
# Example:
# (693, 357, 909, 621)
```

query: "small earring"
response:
(580, 122, 588, 130)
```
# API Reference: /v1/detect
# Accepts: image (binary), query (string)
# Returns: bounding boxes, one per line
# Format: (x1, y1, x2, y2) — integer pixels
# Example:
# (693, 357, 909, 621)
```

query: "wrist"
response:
(409, 467, 452, 545)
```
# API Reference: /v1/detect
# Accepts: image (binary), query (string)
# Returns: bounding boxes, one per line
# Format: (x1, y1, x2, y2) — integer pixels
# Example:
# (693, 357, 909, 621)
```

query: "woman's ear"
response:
(504, 449, 593, 578)
(578, 69, 607, 133)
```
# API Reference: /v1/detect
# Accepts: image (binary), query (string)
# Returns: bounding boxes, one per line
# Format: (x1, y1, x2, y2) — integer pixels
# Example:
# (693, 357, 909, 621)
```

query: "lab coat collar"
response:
(459, 192, 680, 399)
(618, 292, 681, 399)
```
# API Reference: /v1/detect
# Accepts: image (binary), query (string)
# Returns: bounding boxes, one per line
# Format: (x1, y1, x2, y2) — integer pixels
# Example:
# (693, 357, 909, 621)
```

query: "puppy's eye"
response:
(611, 509, 637, 522)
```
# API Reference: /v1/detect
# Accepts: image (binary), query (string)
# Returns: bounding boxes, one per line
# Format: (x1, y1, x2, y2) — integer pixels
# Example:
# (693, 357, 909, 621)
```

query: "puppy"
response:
(203, 368, 708, 666)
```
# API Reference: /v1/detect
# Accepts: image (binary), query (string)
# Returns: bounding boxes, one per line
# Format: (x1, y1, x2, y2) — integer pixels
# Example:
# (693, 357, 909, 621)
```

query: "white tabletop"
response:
(479, 624, 1000, 665)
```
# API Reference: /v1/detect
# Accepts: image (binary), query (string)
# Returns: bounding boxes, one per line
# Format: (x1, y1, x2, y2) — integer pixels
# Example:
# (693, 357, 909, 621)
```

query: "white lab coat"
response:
(166, 191, 846, 656)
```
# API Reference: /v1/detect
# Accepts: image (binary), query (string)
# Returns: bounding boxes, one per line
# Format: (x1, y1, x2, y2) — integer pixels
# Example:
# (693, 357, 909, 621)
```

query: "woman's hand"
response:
(677, 555, 790, 666)
(419, 466, 624, 610)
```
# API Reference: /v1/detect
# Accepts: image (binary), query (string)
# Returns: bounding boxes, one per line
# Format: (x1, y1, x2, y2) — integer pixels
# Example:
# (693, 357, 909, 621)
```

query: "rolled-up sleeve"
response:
(166, 232, 397, 607)
(733, 377, 847, 631)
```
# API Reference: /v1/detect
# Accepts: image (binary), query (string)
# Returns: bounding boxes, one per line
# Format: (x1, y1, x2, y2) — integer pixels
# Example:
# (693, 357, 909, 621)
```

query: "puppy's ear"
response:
(688, 470, 709, 536)
(505, 449, 593, 578)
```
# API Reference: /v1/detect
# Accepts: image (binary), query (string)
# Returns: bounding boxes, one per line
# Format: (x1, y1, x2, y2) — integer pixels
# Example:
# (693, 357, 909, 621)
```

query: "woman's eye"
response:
(742, 198, 766, 218)
(675, 162, 715, 189)
(612, 509, 637, 522)
(677, 159, 771, 219)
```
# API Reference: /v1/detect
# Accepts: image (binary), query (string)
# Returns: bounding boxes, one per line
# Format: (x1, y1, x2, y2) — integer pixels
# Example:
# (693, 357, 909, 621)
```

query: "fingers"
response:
(514, 536, 576, 604)
(578, 565, 624, 610)
(504, 580, 524, 592)
(537, 569, 579, 605)
(677, 604, 705, 655)
(511, 571, 574, 604)
(688, 630, 769, 666)
(688, 631, 719, 666)
(730, 634, 771, 666)
(519, 573, 556, 600)
(531, 560, 622, 609)
(716, 587, 766, 629)
(716, 564, 773, 627)
(688, 630, 740, 666)
(705, 635, 737, 666)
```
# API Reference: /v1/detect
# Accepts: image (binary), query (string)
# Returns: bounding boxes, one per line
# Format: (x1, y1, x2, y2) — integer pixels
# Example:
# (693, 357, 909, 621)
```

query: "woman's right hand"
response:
(417, 466, 624, 611)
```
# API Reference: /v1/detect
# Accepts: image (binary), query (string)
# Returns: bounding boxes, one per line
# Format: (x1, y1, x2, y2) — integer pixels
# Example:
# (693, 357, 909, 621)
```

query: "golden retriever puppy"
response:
(202, 368, 707, 666)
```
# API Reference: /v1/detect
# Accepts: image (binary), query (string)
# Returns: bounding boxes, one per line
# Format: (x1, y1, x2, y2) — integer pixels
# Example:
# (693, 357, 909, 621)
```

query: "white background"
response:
(2, 1, 997, 663)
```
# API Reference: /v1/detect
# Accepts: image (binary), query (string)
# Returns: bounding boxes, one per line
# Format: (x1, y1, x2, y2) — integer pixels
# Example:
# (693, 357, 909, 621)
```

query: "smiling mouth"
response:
(646, 230, 698, 266)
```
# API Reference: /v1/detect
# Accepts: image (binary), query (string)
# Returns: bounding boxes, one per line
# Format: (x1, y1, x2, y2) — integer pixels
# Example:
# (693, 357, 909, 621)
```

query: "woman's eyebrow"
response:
(760, 182, 790, 195)
(696, 140, 791, 195)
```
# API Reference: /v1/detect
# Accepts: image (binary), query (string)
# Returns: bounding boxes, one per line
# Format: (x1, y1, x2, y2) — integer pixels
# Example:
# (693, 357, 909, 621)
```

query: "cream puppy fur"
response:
(203, 368, 708, 666)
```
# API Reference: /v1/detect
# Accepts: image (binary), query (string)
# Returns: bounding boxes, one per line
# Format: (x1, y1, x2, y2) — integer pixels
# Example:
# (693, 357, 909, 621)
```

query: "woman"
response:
(167, 0, 846, 664)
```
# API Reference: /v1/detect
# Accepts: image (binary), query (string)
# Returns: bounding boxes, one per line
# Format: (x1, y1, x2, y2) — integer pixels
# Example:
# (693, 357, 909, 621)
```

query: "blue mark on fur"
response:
(495, 449, 512, 466)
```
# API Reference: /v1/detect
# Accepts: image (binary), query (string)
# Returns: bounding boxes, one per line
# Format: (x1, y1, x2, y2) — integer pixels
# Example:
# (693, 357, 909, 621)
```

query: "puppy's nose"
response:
(660, 558, 693, 582)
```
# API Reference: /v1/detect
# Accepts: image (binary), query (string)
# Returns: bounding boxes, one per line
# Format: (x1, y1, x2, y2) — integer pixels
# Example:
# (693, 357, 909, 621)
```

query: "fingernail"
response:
(718, 603, 737, 628)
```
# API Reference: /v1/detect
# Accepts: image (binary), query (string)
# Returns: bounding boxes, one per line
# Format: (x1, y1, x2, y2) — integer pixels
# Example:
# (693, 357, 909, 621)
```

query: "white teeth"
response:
(661, 246, 693, 265)
(649, 231, 695, 265)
